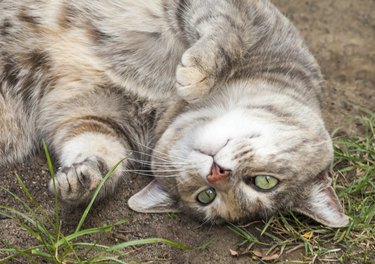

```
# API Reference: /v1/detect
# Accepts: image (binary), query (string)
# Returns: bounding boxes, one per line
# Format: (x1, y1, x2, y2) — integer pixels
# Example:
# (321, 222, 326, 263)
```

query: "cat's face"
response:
(128, 86, 349, 227)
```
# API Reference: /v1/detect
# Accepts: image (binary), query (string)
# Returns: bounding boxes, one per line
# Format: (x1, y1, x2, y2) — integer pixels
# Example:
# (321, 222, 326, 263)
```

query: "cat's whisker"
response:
(127, 157, 189, 167)
(126, 168, 188, 173)
(125, 170, 180, 178)
(133, 142, 171, 159)
(128, 153, 184, 165)
(196, 217, 212, 229)
(202, 214, 215, 226)
(129, 151, 172, 163)
(140, 152, 188, 165)
(134, 142, 188, 163)
(129, 172, 159, 178)
(152, 165, 196, 174)
(262, 207, 269, 222)
(152, 153, 187, 164)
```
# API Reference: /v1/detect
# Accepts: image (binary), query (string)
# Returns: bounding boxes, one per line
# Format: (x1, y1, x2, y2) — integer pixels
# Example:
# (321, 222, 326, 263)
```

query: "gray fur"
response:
(0, 0, 348, 227)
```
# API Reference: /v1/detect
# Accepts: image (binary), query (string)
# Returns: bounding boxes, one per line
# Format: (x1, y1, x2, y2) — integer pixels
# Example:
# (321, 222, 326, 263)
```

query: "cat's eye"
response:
(196, 188, 216, 205)
(254, 175, 279, 190)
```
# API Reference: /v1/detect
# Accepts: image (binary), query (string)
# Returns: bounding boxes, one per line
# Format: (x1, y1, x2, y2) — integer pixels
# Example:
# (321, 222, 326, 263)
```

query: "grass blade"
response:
(55, 225, 114, 247)
(0, 186, 54, 244)
(106, 237, 192, 252)
(227, 224, 269, 246)
(42, 139, 60, 241)
(0, 245, 45, 263)
(75, 158, 127, 233)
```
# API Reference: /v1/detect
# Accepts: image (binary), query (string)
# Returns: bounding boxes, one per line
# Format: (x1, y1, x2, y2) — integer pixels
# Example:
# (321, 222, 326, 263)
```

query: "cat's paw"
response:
(49, 157, 106, 205)
(176, 51, 215, 102)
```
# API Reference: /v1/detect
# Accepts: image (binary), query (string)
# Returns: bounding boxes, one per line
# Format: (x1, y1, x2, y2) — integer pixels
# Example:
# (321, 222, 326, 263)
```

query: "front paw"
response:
(176, 50, 215, 102)
(49, 157, 106, 205)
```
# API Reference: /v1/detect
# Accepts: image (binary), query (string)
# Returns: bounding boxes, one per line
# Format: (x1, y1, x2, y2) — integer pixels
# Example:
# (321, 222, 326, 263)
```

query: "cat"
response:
(0, 0, 349, 227)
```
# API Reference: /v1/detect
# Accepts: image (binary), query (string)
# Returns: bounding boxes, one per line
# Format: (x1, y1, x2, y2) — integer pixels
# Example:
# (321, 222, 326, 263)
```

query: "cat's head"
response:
(128, 83, 349, 228)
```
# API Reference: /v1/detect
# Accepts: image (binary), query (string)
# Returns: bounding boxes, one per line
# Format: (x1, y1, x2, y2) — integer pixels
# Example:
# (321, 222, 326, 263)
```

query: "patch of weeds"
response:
(228, 114, 374, 263)
(0, 141, 191, 263)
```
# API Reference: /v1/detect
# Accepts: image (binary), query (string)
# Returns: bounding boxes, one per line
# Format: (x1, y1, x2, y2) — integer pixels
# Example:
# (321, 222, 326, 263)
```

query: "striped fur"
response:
(0, 0, 348, 227)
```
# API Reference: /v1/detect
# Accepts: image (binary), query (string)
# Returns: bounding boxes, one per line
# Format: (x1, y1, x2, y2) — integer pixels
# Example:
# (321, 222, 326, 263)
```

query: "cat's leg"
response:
(38, 86, 131, 205)
(175, 1, 246, 101)
(50, 131, 127, 205)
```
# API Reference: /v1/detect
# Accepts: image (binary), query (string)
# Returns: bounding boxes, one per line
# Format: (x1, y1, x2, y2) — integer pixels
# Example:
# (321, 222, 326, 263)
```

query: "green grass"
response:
(228, 114, 375, 263)
(1, 114, 373, 263)
(0, 142, 191, 263)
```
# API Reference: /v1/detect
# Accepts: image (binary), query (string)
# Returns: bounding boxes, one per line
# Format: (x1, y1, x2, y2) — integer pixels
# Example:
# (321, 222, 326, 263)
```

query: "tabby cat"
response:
(0, 0, 349, 227)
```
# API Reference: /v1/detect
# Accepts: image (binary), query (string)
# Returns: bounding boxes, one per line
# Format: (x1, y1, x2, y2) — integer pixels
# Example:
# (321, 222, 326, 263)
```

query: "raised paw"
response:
(49, 157, 107, 205)
(176, 50, 216, 102)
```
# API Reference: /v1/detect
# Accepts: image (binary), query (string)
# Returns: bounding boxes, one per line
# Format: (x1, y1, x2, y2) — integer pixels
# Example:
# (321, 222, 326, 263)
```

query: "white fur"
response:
(308, 183, 349, 227)
(60, 132, 127, 167)
(190, 107, 292, 173)
(186, 151, 213, 182)
(43, 0, 64, 28)
(48, 132, 127, 205)
(128, 180, 179, 213)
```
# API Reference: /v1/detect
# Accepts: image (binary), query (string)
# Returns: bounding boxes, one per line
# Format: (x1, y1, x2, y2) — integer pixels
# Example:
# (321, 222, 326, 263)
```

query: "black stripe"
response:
(252, 13, 267, 28)
(17, 74, 36, 111)
(129, 30, 161, 39)
(244, 104, 305, 128)
(78, 115, 138, 152)
(234, 148, 254, 161)
(217, 45, 233, 79)
(2, 57, 20, 87)
(58, 4, 77, 29)
(278, 139, 310, 156)
(18, 9, 41, 26)
(26, 50, 50, 71)
(267, 66, 309, 81)
(194, 13, 241, 31)
(0, 18, 12, 36)
(245, 104, 292, 118)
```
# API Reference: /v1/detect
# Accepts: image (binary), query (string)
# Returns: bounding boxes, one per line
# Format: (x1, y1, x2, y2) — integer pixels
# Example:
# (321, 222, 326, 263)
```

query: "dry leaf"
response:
(303, 231, 313, 239)
(252, 248, 263, 258)
(262, 254, 280, 261)
(229, 249, 239, 257)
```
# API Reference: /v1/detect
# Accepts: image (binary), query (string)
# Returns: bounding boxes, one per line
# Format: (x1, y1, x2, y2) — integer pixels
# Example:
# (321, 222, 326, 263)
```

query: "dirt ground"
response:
(1, 0, 374, 263)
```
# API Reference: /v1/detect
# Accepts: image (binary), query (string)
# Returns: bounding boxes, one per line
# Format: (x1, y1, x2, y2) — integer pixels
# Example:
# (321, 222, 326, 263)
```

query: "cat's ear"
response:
(128, 180, 180, 213)
(292, 171, 349, 228)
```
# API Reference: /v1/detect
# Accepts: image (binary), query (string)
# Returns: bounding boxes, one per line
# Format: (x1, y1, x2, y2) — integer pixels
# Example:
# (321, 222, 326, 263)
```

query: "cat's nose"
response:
(207, 163, 231, 184)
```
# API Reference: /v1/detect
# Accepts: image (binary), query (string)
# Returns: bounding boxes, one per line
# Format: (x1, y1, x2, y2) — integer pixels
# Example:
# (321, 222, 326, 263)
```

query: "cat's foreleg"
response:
(38, 89, 130, 205)
(50, 131, 127, 205)
(175, 0, 246, 101)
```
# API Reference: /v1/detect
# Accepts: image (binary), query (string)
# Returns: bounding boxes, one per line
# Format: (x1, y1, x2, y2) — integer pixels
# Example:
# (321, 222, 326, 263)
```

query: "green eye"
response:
(196, 188, 216, 205)
(254, 175, 279, 190)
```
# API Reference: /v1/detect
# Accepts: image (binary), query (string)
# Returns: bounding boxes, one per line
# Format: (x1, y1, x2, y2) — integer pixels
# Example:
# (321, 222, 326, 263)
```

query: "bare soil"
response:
(1, 0, 374, 263)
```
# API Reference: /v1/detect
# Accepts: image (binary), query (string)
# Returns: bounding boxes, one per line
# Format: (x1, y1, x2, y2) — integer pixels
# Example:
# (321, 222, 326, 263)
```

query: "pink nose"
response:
(207, 163, 231, 184)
